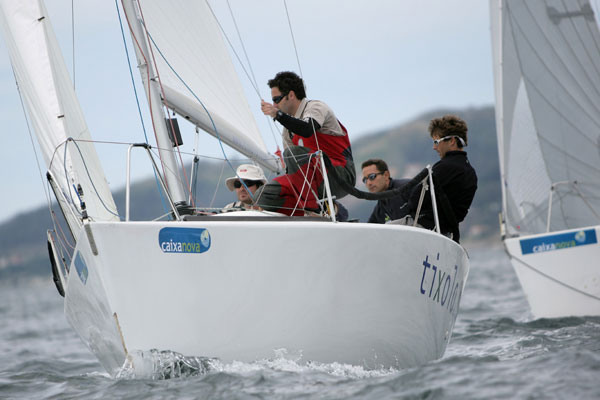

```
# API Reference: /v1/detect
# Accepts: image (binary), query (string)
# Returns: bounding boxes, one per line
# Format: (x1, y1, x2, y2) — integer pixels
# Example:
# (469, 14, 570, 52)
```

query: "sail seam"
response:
(511, 2, 600, 131)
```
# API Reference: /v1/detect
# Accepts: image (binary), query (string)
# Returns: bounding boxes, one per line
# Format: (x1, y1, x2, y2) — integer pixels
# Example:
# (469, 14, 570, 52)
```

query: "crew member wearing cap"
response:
(404, 114, 477, 242)
(224, 164, 267, 210)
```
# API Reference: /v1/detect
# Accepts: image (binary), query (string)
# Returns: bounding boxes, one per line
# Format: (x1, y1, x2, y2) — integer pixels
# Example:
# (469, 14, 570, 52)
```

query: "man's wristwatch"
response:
(274, 110, 284, 121)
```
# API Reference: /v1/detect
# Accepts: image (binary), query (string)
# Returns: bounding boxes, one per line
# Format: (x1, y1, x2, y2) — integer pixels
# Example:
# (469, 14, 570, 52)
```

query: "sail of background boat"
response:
(490, 0, 600, 318)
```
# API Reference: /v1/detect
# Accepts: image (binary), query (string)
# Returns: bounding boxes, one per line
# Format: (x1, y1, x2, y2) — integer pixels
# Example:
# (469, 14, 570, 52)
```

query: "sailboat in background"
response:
(490, 0, 600, 318)
(0, 0, 470, 376)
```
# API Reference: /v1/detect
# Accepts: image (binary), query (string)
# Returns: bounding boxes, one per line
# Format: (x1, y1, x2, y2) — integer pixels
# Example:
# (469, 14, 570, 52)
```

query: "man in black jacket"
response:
(406, 114, 477, 242)
(361, 159, 410, 223)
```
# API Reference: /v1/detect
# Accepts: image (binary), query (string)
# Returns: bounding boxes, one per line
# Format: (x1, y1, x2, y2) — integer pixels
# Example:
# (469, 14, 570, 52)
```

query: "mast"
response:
(489, 0, 509, 236)
(121, 0, 188, 208)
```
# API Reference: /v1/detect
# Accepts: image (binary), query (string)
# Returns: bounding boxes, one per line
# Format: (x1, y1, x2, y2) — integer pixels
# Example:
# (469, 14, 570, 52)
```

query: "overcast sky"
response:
(0, 0, 494, 223)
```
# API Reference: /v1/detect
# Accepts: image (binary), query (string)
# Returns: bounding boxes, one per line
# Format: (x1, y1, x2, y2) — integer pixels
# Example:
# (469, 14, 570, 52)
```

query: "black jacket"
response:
(408, 151, 477, 242)
(368, 178, 411, 223)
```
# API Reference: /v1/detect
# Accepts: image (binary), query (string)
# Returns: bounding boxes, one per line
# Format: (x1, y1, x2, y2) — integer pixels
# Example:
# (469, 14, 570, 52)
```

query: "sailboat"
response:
(490, 0, 600, 318)
(0, 0, 470, 376)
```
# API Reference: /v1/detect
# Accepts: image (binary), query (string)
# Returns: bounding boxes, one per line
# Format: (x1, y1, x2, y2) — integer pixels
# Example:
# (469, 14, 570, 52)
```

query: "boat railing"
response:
(546, 180, 600, 232)
(413, 165, 442, 235)
(317, 151, 337, 222)
(125, 143, 181, 222)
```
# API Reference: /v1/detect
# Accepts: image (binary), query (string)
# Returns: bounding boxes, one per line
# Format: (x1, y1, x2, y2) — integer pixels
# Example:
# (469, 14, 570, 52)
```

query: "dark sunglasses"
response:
(233, 180, 259, 189)
(362, 172, 384, 184)
(272, 93, 287, 104)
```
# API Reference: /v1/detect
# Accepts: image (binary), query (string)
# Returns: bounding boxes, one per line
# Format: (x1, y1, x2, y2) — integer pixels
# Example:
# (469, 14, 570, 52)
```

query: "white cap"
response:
(225, 164, 268, 191)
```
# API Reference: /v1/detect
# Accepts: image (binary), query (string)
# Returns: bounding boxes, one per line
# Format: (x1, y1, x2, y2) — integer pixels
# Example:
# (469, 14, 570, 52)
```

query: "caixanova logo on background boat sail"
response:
(158, 228, 211, 253)
(519, 229, 598, 255)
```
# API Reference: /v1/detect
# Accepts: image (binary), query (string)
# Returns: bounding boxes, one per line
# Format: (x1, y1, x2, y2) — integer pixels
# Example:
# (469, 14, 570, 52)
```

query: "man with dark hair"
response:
(259, 71, 355, 216)
(361, 159, 409, 223)
(403, 114, 477, 242)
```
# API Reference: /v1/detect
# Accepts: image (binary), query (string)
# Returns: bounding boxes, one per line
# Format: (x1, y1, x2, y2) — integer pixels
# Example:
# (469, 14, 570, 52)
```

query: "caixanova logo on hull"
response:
(158, 227, 211, 254)
(519, 229, 597, 255)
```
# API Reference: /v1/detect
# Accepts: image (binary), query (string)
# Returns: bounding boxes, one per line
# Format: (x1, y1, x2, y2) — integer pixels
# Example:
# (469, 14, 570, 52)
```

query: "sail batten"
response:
(492, 0, 600, 235)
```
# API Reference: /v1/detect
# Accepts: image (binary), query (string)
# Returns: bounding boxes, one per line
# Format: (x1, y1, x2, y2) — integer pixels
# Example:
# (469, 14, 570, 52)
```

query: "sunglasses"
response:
(233, 180, 259, 189)
(432, 135, 466, 147)
(432, 136, 455, 146)
(362, 172, 384, 184)
(272, 93, 287, 104)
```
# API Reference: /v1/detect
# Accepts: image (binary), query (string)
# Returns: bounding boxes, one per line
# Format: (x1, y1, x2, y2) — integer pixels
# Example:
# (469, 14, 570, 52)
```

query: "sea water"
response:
(1, 244, 598, 399)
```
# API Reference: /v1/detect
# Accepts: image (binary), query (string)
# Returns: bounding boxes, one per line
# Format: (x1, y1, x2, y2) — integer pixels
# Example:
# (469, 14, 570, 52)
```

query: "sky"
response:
(0, 0, 494, 223)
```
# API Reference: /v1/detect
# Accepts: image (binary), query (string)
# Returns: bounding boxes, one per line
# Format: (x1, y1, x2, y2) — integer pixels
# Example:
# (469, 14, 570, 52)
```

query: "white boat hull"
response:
(64, 219, 469, 376)
(504, 226, 600, 319)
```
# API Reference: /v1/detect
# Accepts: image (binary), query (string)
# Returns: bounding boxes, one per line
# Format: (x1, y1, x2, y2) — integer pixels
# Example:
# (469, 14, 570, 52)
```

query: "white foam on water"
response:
(114, 347, 399, 380)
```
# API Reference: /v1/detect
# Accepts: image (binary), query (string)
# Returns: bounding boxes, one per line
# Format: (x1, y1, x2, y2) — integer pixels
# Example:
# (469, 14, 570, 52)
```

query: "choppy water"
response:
(1, 244, 599, 399)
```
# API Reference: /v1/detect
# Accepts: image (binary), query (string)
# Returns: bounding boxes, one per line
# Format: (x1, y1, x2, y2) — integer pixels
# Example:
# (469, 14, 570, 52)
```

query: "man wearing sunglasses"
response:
(224, 164, 267, 210)
(361, 159, 410, 224)
(258, 71, 355, 215)
(402, 114, 477, 242)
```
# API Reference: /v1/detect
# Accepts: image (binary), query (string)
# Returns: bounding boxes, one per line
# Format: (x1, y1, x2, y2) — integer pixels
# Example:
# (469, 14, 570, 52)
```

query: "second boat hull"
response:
(504, 226, 600, 318)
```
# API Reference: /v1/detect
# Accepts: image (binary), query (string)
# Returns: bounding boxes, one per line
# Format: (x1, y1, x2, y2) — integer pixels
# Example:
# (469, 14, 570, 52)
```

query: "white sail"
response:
(491, 0, 600, 236)
(0, 1, 118, 228)
(130, 0, 280, 173)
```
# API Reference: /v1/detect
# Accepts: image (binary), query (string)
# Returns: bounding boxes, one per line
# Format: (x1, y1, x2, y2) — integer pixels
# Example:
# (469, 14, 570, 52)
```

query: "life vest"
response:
(291, 121, 352, 168)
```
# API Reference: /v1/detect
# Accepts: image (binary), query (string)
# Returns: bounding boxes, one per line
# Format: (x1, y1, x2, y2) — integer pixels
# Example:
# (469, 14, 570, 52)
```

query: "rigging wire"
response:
(67, 139, 121, 218)
(115, 0, 150, 144)
(119, 1, 173, 201)
(509, 252, 600, 302)
(224, 0, 281, 146)
(142, 30, 260, 203)
(226, 0, 258, 91)
(135, 2, 194, 206)
(204, 0, 261, 98)
(209, 160, 227, 208)
(11, 64, 77, 259)
(280, 1, 326, 213)
(283, 0, 304, 80)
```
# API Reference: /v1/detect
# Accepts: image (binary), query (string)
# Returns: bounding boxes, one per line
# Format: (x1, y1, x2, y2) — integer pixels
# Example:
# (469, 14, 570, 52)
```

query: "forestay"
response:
(0, 1, 118, 229)
(491, 0, 600, 236)
(134, 0, 280, 173)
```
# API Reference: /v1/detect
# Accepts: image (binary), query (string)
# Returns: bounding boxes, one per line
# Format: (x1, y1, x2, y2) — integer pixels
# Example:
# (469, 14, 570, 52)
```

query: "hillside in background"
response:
(0, 105, 500, 280)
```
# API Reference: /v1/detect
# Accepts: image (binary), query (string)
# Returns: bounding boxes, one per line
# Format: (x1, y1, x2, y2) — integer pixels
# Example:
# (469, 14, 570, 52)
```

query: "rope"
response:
(508, 251, 600, 302)
(68, 139, 121, 218)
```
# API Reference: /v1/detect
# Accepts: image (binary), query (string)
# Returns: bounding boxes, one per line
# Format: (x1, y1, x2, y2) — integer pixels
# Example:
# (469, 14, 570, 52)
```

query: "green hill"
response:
(0, 105, 500, 280)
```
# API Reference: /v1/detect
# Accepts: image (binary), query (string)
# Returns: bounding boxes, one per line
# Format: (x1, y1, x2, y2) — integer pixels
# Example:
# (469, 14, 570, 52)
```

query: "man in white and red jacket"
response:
(259, 71, 355, 215)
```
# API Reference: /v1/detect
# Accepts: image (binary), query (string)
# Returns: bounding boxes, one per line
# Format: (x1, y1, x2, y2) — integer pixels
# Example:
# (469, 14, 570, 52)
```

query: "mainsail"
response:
(126, 0, 280, 174)
(0, 1, 118, 231)
(491, 0, 600, 236)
